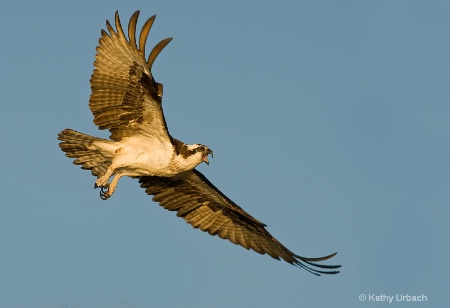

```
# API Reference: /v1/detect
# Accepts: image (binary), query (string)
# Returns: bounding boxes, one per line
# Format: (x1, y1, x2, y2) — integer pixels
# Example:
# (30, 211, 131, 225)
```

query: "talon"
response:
(95, 173, 119, 200)
(99, 186, 110, 200)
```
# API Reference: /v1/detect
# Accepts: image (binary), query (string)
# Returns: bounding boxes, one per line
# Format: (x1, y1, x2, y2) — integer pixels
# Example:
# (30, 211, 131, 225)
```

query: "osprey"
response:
(58, 11, 341, 276)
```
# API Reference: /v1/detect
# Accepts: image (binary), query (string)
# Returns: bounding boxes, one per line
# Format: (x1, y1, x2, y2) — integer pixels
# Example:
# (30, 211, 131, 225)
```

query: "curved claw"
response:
(99, 185, 110, 200)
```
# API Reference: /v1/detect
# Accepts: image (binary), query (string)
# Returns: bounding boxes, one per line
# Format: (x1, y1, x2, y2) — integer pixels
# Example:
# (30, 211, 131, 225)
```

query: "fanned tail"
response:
(57, 128, 111, 177)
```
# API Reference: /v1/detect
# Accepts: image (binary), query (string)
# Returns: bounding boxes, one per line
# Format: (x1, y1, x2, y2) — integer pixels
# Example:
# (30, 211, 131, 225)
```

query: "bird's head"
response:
(185, 144, 213, 165)
(194, 144, 214, 165)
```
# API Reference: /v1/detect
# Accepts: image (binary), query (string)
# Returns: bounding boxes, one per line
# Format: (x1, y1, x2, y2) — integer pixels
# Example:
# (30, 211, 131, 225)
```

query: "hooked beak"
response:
(203, 148, 213, 165)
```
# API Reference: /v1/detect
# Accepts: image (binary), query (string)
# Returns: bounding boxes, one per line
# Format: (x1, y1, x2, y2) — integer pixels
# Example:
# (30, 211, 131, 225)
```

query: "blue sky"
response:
(1, 0, 448, 307)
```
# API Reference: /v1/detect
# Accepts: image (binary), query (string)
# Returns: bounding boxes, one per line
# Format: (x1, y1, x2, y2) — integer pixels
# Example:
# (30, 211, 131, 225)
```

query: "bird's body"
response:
(58, 10, 341, 275)
(59, 128, 210, 199)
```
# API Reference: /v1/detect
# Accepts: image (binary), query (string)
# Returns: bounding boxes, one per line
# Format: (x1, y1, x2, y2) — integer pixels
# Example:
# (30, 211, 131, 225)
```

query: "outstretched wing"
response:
(89, 11, 173, 141)
(139, 170, 341, 275)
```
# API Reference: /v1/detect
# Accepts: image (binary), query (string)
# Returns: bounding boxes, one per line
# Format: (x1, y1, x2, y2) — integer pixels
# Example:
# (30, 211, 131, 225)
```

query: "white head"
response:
(185, 144, 214, 165)
(172, 143, 214, 172)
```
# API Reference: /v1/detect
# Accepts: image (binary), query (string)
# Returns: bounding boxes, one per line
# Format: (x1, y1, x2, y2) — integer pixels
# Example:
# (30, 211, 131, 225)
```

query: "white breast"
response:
(94, 136, 175, 177)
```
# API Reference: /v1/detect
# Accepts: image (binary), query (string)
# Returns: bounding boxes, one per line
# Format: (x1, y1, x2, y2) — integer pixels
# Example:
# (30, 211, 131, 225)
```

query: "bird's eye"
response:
(196, 147, 204, 152)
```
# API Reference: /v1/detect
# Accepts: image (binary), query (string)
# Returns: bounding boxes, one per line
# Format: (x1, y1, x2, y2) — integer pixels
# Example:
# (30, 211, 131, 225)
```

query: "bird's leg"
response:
(95, 167, 114, 188)
(95, 165, 115, 200)
(99, 174, 122, 200)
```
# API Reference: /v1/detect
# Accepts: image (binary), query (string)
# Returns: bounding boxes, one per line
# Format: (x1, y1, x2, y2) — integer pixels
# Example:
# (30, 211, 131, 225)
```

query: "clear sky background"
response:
(1, 1, 448, 307)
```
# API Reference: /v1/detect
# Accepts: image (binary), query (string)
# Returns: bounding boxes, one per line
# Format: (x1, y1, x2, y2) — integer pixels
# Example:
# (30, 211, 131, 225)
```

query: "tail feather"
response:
(58, 128, 111, 177)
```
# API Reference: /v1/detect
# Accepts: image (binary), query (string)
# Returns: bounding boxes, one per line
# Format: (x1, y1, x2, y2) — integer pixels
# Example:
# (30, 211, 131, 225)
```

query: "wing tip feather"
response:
(147, 37, 173, 69)
(292, 252, 341, 276)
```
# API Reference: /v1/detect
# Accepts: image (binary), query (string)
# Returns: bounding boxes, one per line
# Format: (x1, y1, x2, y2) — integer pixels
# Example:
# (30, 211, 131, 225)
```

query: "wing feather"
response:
(139, 170, 341, 275)
(128, 11, 139, 49)
(139, 15, 156, 56)
(89, 11, 173, 142)
(243, 230, 263, 254)
(233, 226, 248, 248)
(176, 200, 202, 217)
(148, 38, 173, 69)
(186, 206, 214, 228)
(199, 210, 223, 232)
(207, 214, 228, 236)
(162, 199, 189, 212)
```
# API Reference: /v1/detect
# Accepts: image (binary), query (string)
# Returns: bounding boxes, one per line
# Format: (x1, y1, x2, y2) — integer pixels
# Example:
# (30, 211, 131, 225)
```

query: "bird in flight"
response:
(58, 11, 341, 276)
